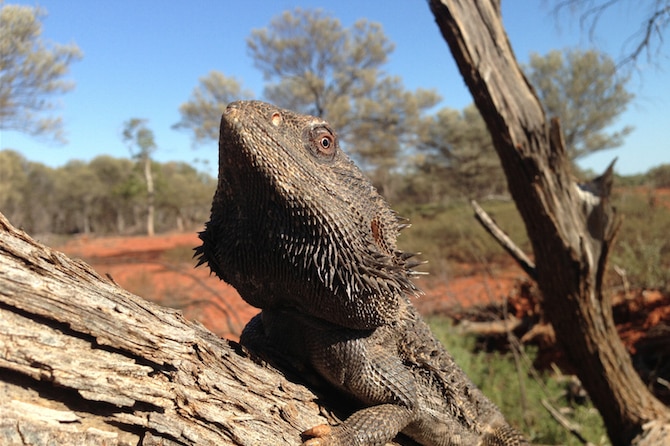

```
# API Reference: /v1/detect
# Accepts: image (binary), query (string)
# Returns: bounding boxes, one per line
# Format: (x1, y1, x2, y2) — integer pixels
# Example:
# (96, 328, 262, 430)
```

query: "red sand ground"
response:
(54, 187, 670, 340)
(54, 225, 668, 360)
(55, 232, 523, 340)
(56, 232, 254, 339)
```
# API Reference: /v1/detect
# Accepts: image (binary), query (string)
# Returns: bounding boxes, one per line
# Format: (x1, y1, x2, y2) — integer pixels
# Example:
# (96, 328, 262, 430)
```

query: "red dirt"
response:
(56, 232, 256, 339)
(54, 231, 668, 358)
(53, 230, 670, 403)
(416, 265, 524, 315)
(54, 232, 523, 340)
(624, 186, 670, 209)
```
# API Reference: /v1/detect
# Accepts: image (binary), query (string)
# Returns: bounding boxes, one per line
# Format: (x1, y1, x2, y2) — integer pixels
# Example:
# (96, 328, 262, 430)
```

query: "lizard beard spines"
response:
(282, 225, 414, 306)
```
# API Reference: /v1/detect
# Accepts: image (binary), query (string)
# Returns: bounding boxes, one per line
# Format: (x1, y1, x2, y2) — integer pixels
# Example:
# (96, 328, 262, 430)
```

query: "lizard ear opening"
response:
(271, 112, 282, 127)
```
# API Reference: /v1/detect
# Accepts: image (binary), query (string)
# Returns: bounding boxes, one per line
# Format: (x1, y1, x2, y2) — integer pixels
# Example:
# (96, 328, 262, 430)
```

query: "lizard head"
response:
(197, 100, 423, 329)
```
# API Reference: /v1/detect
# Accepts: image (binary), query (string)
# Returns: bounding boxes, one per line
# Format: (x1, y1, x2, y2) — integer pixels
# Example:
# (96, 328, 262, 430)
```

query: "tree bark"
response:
(0, 212, 331, 445)
(428, 1, 669, 445)
(144, 155, 155, 237)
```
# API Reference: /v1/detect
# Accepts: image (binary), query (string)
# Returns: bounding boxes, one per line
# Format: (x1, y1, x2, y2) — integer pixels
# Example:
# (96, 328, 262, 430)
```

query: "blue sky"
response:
(2, 0, 668, 176)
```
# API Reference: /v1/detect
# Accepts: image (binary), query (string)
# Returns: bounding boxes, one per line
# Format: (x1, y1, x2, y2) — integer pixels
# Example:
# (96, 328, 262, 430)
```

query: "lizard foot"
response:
(301, 424, 332, 445)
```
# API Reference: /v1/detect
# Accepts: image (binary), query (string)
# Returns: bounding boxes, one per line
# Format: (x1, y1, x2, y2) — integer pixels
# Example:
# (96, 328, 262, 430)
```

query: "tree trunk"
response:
(116, 210, 125, 234)
(0, 212, 335, 445)
(144, 156, 155, 237)
(427, 1, 669, 445)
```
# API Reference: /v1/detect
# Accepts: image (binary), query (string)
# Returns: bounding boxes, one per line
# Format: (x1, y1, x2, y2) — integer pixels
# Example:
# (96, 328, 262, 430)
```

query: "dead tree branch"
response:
(471, 200, 537, 280)
(0, 212, 331, 445)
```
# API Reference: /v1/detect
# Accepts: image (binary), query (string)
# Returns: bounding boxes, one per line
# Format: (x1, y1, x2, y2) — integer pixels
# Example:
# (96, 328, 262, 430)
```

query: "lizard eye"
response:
(320, 135, 332, 150)
(307, 126, 337, 160)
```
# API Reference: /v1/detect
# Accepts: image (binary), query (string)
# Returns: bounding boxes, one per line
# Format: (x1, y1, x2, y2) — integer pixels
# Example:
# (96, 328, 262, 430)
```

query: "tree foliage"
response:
(416, 104, 507, 200)
(173, 71, 253, 144)
(170, 8, 440, 197)
(122, 118, 157, 160)
(247, 8, 394, 121)
(409, 48, 635, 203)
(646, 163, 670, 188)
(177, 9, 639, 203)
(0, 150, 216, 236)
(0, 3, 82, 142)
(247, 8, 440, 180)
(525, 48, 634, 160)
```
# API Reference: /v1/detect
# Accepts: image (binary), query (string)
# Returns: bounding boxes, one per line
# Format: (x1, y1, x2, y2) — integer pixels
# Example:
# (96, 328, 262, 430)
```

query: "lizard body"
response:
(197, 100, 527, 446)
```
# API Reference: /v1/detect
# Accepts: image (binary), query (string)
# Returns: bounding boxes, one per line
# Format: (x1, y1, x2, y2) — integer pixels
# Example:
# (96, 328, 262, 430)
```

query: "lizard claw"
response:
(302, 424, 332, 445)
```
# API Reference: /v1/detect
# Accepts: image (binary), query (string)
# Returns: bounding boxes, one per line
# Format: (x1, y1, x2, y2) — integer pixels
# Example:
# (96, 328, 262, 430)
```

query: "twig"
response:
(459, 315, 522, 336)
(541, 399, 595, 446)
(471, 200, 537, 280)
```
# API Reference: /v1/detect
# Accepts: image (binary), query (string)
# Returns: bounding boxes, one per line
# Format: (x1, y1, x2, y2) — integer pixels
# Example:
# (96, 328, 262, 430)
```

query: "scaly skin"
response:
(241, 301, 526, 446)
(198, 101, 528, 445)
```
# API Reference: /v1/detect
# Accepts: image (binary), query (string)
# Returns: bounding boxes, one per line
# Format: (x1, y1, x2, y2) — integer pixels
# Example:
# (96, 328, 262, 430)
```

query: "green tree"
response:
(525, 48, 634, 160)
(173, 71, 253, 144)
(155, 161, 216, 232)
(0, 150, 58, 234)
(417, 104, 507, 200)
(22, 160, 57, 234)
(248, 8, 393, 122)
(0, 3, 82, 142)
(647, 163, 670, 188)
(88, 155, 144, 234)
(122, 118, 157, 237)
(52, 160, 101, 234)
(247, 8, 440, 187)
(177, 9, 439, 198)
(0, 149, 29, 225)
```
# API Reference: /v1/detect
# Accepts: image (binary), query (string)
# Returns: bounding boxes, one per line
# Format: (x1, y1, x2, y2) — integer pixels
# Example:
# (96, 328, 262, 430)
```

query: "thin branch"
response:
(541, 399, 595, 446)
(618, 5, 670, 67)
(552, 0, 670, 67)
(470, 200, 537, 280)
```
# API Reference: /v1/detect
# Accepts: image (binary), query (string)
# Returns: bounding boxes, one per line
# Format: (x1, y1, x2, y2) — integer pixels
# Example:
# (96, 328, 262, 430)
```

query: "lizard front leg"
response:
(257, 309, 419, 446)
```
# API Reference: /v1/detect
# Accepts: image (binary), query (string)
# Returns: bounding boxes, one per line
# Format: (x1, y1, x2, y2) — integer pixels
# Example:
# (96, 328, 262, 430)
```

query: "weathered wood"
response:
(0, 212, 329, 445)
(470, 200, 536, 280)
(428, 1, 670, 445)
(458, 315, 522, 337)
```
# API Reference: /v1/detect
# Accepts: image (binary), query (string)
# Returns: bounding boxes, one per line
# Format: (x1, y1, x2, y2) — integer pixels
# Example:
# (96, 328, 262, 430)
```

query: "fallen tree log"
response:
(0, 212, 333, 445)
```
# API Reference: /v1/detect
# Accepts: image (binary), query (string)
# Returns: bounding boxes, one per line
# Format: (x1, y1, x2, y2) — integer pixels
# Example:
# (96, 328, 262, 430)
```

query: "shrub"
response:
(428, 317, 609, 445)
(610, 189, 670, 292)
(396, 199, 529, 270)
